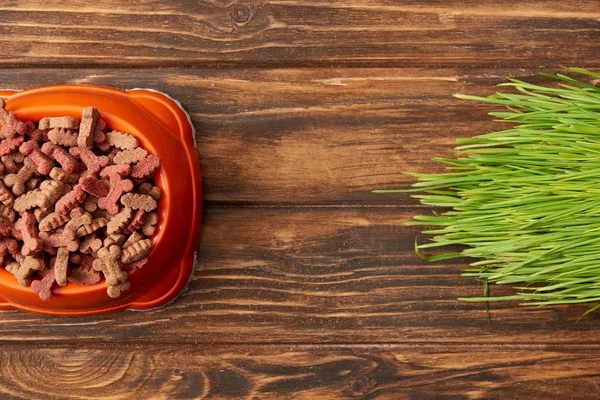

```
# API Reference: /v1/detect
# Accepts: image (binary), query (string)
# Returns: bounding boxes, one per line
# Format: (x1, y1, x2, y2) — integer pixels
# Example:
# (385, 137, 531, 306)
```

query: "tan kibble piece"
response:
(14, 189, 43, 212)
(93, 209, 113, 219)
(123, 231, 143, 249)
(39, 180, 66, 206)
(50, 167, 79, 184)
(0, 180, 14, 206)
(106, 207, 132, 234)
(121, 238, 152, 263)
(34, 206, 52, 223)
(65, 208, 92, 230)
(78, 107, 98, 149)
(83, 196, 98, 212)
(79, 234, 102, 255)
(76, 217, 108, 237)
(138, 183, 162, 200)
(107, 281, 130, 298)
(54, 247, 69, 286)
(120, 193, 156, 212)
(25, 177, 42, 191)
(39, 116, 80, 130)
(12, 255, 45, 286)
(103, 233, 126, 248)
(39, 212, 69, 232)
(106, 131, 138, 150)
(113, 148, 147, 165)
(48, 127, 78, 147)
(92, 245, 128, 287)
(5, 158, 36, 196)
(0, 204, 16, 222)
(142, 212, 158, 236)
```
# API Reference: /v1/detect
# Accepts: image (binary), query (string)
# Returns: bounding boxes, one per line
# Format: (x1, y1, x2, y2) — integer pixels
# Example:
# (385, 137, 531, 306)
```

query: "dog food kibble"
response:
(0, 103, 161, 300)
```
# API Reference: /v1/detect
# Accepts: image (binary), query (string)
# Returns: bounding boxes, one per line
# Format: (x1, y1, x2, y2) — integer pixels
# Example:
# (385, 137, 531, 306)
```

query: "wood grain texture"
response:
(3, 67, 598, 204)
(0, 0, 598, 68)
(1, 344, 599, 399)
(0, 208, 599, 344)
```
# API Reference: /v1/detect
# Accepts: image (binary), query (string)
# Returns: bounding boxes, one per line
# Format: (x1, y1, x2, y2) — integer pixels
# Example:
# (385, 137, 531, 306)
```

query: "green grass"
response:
(375, 68, 600, 313)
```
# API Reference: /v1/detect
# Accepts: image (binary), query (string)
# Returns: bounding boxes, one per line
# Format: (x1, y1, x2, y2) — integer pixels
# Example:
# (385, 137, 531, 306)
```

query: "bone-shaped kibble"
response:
(79, 176, 109, 198)
(121, 238, 152, 264)
(39, 116, 80, 130)
(106, 131, 138, 150)
(125, 210, 146, 233)
(0, 136, 25, 156)
(113, 148, 147, 165)
(93, 245, 128, 287)
(20, 141, 54, 175)
(34, 206, 52, 223)
(70, 146, 108, 176)
(0, 180, 14, 206)
(41, 142, 79, 173)
(107, 281, 130, 298)
(4, 158, 36, 195)
(55, 185, 87, 215)
(78, 107, 98, 149)
(0, 204, 16, 222)
(0, 112, 29, 139)
(0, 237, 19, 257)
(142, 212, 158, 236)
(98, 178, 133, 215)
(48, 127, 78, 147)
(79, 234, 102, 255)
(100, 164, 130, 181)
(83, 195, 98, 212)
(10, 255, 45, 286)
(39, 179, 67, 207)
(39, 228, 79, 252)
(106, 207, 132, 234)
(28, 128, 49, 143)
(120, 193, 156, 212)
(131, 154, 160, 179)
(49, 167, 79, 184)
(76, 217, 108, 237)
(123, 231, 143, 249)
(124, 257, 148, 271)
(68, 261, 101, 285)
(54, 247, 70, 286)
(2, 151, 24, 174)
(103, 233, 126, 248)
(15, 211, 43, 256)
(31, 265, 55, 301)
(138, 183, 162, 200)
(65, 207, 92, 231)
(25, 177, 42, 191)
(39, 211, 69, 232)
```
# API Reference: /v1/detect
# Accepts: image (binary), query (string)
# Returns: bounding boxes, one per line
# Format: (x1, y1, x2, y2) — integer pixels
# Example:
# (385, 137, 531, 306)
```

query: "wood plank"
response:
(1, 207, 600, 344)
(3, 67, 598, 204)
(1, 344, 599, 399)
(0, 1, 598, 68)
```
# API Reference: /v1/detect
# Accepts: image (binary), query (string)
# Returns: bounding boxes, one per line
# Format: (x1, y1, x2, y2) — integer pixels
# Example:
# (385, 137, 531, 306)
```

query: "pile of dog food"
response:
(0, 99, 161, 300)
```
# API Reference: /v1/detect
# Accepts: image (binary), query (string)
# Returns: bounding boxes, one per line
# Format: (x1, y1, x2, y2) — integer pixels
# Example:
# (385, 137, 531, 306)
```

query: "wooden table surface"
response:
(1, 1, 599, 399)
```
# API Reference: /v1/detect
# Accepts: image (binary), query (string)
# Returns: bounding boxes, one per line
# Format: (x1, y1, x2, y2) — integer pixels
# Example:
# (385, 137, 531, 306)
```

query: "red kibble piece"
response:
(0, 220, 22, 240)
(0, 136, 25, 156)
(131, 155, 160, 179)
(15, 211, 43, 256)
(124, 257, 148, 271)
(41, 142, 79, 173)
(31, 265, 55, 301)
(98, 178, 133, 215)
(0, 112, 29, 139)
(79, 176, 109, 198)
(125, 210, 146, 233)
(20, 141, 54, 175)
(0, 237, 19, 257)
(55, 185, 87, 215)
(29, 128, 49, 142)
(68, 263, 101, 285)
(39, 228, 79, 252)
(70, 146, 108, 176)
(100, 164, 130, 181)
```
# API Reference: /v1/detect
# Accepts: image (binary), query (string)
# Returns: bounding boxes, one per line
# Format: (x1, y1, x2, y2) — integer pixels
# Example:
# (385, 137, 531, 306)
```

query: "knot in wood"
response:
(230, 4, 251, 24)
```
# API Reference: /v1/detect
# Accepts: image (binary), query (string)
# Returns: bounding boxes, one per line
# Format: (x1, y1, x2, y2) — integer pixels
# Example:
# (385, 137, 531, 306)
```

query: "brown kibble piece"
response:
(65, 207, 92, 231)
(48, 127, 78, 147)
(123, 231, 143, 249)
(79, 234, 102, 255)
(39, 211, 69, 232)
(76, 217, 108, 237)
(11, 255, 45, 286)
(4, 157, 36, 196)
(103, 233, 126, 248)
(142, 212, 158, 236)
(106, 131, 138, 150)
(41, 142, 80, 173)
(121, 238, 152, 263)
(78, 107, 98, 149)
(40, 228, 79, 252)
(113, 148, 147, 165)
(138, 183, 162, 200)
(120, 193, 156, 212)
(34, 206, 52, 223)
(68, 261, 101, 285)
(0, 180, 14, 206)
(39, 116, 80, 130)
(93, 245, 128, 287)
(2, 151, 24, 174)
(25, 177, 42, 191)
(107, 281, 130, 298)
(54, 247, 69, 286)
(0, 204, 16, 222)
(106, 207, 132, 234)
(0, 98, 7, 125)
(83, 196, 98, 212)
(50, 167, 79, 184)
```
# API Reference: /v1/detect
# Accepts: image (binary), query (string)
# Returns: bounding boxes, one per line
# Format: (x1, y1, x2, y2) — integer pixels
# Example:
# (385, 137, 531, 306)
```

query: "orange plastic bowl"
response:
(0, 85, 202, 315)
